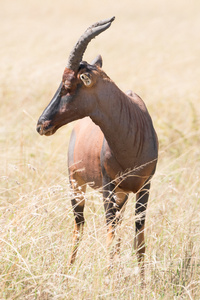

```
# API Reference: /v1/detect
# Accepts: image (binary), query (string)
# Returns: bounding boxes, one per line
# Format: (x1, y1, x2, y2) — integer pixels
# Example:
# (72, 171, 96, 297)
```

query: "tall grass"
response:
(0, 0, 200, 298)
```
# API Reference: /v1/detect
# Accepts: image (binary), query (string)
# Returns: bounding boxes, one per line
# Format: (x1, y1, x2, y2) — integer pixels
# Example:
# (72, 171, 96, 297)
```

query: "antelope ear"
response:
(80, 73, 92, 87)
(90, 54, 103, 68)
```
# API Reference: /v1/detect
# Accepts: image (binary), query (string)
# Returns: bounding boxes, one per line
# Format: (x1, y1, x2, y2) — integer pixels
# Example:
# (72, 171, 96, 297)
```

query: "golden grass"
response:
(0, 0, 200, 298)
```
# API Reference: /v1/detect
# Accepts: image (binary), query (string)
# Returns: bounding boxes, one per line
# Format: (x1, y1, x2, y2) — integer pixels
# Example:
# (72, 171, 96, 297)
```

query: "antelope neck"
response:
(90, 80, 150, 164)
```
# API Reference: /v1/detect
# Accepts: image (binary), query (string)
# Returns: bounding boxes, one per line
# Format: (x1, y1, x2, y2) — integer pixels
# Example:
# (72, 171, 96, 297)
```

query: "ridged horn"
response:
(67, 16, 115, 71)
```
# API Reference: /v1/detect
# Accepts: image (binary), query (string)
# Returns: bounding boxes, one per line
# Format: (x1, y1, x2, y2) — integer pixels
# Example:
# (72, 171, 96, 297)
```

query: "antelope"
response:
(37, 17, 158, 274)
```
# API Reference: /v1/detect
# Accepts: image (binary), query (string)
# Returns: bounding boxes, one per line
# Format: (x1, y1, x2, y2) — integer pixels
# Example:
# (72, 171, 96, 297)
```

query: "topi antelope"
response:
(37, 17, 158, 274)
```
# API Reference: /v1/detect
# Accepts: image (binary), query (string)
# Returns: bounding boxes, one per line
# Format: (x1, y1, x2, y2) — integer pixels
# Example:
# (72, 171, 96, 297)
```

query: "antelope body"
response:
(37, 17, 158, 272)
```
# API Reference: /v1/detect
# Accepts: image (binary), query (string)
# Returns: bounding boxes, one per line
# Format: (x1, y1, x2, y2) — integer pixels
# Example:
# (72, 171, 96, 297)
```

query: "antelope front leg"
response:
(69, 222, 84, 265)
(68, 193, 85, 265)
(104, 196, 127, 262)
(112, 192, 128, 259)
(102, 178, 116, 256)
(103, 175, 129, 262)
(134, 182, 150, 278)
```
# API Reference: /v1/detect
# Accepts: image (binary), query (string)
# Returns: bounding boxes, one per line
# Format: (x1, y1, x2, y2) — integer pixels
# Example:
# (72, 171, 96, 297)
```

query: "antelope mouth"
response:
(43, 127, 57, 136)
(37, 124, 58, 136)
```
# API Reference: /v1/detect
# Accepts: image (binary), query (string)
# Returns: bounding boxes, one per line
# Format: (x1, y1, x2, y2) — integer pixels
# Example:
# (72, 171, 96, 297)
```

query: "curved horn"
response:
(67, 16, 115, 71)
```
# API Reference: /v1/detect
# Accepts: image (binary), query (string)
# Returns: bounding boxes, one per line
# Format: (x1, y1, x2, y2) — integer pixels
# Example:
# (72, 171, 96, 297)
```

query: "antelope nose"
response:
(36, 117, 45, 135)
(36, 124, 42, 134)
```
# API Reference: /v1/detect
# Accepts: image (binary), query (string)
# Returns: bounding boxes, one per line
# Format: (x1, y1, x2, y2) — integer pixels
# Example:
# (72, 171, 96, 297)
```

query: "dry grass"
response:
(0, 0, 200, 298)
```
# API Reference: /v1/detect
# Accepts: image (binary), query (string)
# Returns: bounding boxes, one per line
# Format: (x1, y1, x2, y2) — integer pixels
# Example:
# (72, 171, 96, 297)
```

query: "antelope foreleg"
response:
(68, 193, 85, 266)
(103, 181, 128, 261)
(111, 195, 128, 259)
(134, 225, 145, 265)
(69, 220, 84, 265)
(134, 182, 150, 278)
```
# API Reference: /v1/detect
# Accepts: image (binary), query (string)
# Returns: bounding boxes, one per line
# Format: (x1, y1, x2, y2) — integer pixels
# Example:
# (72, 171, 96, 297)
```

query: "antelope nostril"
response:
(36, 124, 42, 134)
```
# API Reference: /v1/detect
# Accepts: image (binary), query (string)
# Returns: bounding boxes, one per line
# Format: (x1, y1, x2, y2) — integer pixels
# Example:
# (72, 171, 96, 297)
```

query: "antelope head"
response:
(37, 17, 115, 136)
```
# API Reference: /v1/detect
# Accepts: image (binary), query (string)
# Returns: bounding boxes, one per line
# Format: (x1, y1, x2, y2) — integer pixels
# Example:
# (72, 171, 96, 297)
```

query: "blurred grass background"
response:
(0, 0, 200, 298)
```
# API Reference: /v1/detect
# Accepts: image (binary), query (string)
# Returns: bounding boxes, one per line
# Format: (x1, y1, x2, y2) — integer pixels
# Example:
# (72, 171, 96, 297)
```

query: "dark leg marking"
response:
(71, 198, 85, 226)
(135, 182, 150, 232)
(134, 182, 150, 278)
(68, 170, 86, 265)
(68, 190, 85, 265)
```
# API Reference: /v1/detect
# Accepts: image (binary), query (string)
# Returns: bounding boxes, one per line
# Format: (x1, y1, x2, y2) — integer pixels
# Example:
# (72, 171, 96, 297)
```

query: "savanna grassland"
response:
(0, 0, 200, 299)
